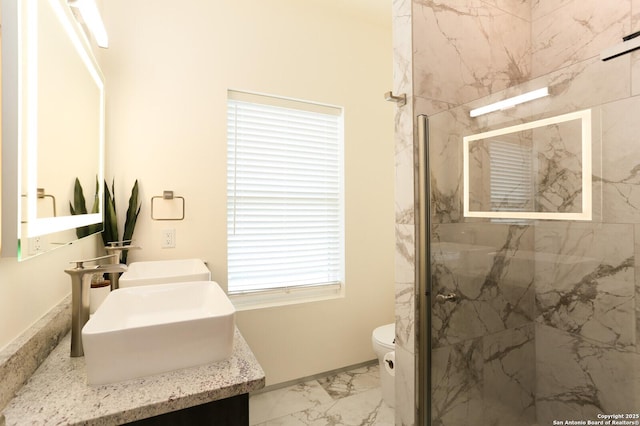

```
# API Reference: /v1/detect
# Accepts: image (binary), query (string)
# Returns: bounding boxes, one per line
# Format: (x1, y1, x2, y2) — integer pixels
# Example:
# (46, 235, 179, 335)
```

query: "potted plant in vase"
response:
(103, 179, 141, 264)
(70, 178, 141, 308)
(70, 178, 141, 263)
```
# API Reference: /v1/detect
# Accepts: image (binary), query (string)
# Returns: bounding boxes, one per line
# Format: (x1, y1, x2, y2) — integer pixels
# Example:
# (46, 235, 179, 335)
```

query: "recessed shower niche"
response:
(463, 109, 593, 221)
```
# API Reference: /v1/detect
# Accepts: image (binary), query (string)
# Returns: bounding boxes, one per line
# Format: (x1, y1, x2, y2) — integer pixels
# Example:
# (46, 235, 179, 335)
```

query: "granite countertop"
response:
(2, 328, 264, 425)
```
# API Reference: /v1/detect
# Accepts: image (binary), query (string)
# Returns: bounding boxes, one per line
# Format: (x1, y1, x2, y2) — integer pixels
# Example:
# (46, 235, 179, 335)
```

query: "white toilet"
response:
(372, 323, 395, 408)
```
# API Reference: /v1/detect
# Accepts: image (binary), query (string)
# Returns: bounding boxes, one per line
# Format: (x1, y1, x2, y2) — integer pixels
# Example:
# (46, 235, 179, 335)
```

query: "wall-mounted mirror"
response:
(463, 109, 592, 221)
(1, 0, 104, 259)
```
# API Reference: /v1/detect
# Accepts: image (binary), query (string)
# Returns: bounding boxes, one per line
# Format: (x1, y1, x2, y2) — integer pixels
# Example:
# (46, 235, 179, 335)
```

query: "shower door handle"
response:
(435, 293, 458, 304)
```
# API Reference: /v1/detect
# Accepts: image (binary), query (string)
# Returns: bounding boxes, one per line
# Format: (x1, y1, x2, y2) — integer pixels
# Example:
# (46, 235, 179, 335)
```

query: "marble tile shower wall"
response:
(392, 0, 640, 425)
(392, 0, 417, 424)
(412, 0, 532, 117)
(430, 222, 537, 426)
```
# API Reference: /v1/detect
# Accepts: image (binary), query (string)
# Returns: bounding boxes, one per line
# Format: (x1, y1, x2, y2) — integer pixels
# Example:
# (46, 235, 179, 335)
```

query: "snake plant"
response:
(69, 177, 101, 239)
(71, 178, 141, 263)
(103, 179, 141, 264)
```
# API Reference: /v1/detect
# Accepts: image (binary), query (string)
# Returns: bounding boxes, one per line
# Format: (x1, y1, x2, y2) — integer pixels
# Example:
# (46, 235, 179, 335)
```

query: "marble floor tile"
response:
(249, 380, 334, 425)
(317, 364, 380, 400)
(254, 388, 394, 426)
(250, 364, 393, 426)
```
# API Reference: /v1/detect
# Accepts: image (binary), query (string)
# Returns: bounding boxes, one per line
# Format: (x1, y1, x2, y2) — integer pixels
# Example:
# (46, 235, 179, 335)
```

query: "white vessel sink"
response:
(118, 258, 210, 288)
(82, 281, 235, 385)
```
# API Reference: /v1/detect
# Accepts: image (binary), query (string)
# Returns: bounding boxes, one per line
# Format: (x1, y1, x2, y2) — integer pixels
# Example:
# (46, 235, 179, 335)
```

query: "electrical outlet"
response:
(161, 229, 176, 248)
(28, 236, 44, 256)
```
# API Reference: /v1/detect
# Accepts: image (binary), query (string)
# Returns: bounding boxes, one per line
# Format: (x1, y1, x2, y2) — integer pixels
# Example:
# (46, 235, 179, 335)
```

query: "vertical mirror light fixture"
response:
(68, 0, 108, 48)
(23, 0, 105, 238)
(469, 87, 549, 117)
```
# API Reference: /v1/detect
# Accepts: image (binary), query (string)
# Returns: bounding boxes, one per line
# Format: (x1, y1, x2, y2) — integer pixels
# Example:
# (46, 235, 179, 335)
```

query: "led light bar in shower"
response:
(469, 87, 549, 117)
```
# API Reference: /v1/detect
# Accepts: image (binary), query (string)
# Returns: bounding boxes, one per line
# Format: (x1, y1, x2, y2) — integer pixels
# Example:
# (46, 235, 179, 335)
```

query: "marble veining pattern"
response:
(633, 0, 640, 95)
(535, 324, 640, 425)
(535, 223, 635, 349)
(597, 96, 640, 223)
(531, 0, 629, 78)
(547, 55, 630, 111)
(317, 365, 380, 400)
(633, 51, 640, 96)
(531, 0, 574, 21)
(250, 381, 334, 424)
(635, 224, 640, 355)
(414, 91, 458, 118)
(392, 0, 414, 226)
(427, 109, 468, 224)
(413, 0, 531, 110)
(431, 337, 484, 425)
(395, 139, 415, 225)
(393, 0, 412, 98)
(431, 224, 534, 347)
(2, 329, 265, 425)
(250, 364, 394, 425)
(482, 0, 530, 21)
(393, 0, 416, 424)
(634, 0, 640, 26)
(533, 120, 584, 213)
(394, 345, 415, 426)
(467, 53, 629, 134)
(483, 324, 536, 426)
(395, 224, 415, 350)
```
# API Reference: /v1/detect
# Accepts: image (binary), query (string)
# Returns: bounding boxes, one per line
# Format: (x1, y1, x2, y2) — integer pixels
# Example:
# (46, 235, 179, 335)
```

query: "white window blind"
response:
(489, 140, 534, 212)
(226, 91, 344, 296)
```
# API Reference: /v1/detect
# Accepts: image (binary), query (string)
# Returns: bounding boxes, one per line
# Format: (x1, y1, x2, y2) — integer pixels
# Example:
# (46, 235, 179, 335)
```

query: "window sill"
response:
(229, 283, 344, 311)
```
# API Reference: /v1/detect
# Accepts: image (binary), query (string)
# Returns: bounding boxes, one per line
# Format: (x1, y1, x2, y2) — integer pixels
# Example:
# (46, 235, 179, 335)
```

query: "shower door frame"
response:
(415, 114, 431, 426)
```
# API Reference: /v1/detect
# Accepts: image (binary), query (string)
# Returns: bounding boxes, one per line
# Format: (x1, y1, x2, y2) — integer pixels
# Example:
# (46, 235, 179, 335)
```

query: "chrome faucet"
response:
(64, 254, 128, 357)
(104, 240, 140, 290)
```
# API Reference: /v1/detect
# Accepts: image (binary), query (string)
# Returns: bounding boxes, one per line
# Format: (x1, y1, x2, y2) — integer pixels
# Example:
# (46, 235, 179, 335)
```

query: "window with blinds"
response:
(226, 90, 344, 299)
(489, 139, 534, 212)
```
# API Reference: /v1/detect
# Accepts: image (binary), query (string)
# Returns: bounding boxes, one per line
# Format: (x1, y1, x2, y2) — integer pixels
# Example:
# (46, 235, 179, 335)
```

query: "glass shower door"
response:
(419, 102, 640, 426)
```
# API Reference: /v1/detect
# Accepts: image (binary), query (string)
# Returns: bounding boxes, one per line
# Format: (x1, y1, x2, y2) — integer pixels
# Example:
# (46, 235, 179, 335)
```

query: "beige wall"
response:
(0, 0, 103, 352)
(0, 236, 100, 351)
(101, 0, 395, 386)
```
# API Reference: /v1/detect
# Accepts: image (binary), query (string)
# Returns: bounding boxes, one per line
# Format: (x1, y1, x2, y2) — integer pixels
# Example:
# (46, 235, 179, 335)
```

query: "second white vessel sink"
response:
(82, 280, 235, 385)
(118, 258, 211, 288)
